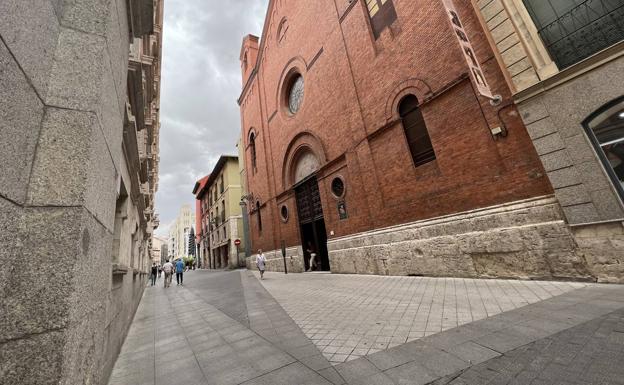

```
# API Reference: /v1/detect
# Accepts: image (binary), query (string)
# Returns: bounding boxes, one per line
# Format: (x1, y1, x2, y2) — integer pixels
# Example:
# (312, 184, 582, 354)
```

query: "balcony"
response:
(526, 0, 624, 69)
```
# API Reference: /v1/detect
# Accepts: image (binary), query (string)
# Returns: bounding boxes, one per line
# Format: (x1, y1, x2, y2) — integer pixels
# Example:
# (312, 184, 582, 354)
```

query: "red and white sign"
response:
(234, 239, 241, 246)
(441, 0, 494, 99)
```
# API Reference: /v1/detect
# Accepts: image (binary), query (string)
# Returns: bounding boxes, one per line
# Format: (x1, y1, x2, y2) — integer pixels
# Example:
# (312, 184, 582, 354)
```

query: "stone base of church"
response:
(328, 196, 596, 281)
(247, 196, 623, 282)
(246, 246, 305, 273)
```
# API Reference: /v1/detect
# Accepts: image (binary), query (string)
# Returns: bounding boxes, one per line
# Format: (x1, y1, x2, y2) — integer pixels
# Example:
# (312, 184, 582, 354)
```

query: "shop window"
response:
(399, 95, 436, 167)
(584, 97, 624, 201)
(522, 0, 624, 69)
(365, 0, 397, 39)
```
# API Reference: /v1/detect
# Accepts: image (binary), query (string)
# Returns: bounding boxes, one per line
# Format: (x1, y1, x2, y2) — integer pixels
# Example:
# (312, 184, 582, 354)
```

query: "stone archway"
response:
(281, 131, 327, 191)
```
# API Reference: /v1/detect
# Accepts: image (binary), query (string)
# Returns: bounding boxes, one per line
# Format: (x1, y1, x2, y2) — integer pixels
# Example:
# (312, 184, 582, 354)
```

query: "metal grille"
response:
(295, 177, 323, 224)
(523, 0, 624, 69)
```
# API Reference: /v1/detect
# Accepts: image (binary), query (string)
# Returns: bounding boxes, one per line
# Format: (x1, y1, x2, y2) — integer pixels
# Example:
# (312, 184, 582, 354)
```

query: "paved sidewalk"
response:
(108, 271, 338, 385)
(108, 270, 624, 385)
(257, 272, 587, 364)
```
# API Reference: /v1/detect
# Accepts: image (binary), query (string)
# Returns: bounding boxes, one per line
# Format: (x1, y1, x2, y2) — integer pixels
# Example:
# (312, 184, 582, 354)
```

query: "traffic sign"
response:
(234, 239, 241, 246)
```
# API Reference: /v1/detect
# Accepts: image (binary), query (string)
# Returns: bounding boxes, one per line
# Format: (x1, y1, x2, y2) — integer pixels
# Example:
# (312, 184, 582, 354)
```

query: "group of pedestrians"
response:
(150, 258, 186, 288)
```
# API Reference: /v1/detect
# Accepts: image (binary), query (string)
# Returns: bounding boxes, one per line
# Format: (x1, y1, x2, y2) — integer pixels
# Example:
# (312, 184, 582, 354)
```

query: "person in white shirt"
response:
(162, 260, 174, 288)
(255, 250, 266, 280)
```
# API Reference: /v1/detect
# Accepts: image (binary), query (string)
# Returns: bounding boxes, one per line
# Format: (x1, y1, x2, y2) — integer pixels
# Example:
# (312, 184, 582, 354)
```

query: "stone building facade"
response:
(198, 156, 246, 269)
(472, 0, 624, 282)
(193, 174, 211, 268)
(238, 0, 617, 281)
(167, 203, 195, 260)
(0, 0, 163, 384)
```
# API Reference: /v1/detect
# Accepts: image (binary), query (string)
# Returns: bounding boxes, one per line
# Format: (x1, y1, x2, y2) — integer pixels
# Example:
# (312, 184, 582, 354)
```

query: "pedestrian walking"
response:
(176, 258, 185, 285)
(162, 259, 174, 288)
(306, 241, 318, 272)
(256, 249, 266, 280)
(157, 265, 162, 278)
(150, 262, 157, 286)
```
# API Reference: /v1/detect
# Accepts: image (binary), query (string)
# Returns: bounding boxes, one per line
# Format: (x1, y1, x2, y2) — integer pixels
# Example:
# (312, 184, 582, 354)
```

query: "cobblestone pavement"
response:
(109, 270, 624, 385)
(257, 272, 588, 364)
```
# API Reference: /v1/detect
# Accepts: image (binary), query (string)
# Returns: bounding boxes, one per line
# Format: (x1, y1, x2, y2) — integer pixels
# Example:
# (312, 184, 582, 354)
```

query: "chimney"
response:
(240, 34, 259, 86)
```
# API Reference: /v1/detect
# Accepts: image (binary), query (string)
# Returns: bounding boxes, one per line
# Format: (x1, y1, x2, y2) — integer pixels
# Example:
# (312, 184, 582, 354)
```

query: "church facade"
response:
(238, 0, 601, 280)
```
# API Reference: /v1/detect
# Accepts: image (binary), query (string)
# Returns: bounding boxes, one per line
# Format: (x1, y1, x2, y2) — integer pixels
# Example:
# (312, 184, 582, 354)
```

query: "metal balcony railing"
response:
(527, 0, 624, 69)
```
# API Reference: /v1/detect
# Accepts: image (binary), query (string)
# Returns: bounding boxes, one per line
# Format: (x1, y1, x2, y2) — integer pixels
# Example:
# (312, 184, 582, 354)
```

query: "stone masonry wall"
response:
(327, 196, 594, 281)
(246, 246, 305, 274)
(0, 1, 149, 385)
(573, 222, 624, 284)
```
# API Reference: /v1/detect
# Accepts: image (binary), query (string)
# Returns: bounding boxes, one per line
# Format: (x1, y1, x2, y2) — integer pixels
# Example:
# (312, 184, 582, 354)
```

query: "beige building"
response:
(201, 156, 246, 269)
(152, 236, 167, 265)
(473, 0, 624, 282)
(168, 204, 195, 259)
(0, 0, 163, 383)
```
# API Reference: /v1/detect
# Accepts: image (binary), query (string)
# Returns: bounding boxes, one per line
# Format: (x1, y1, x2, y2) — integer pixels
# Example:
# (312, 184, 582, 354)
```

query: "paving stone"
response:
(384, 361, 438, 385)
(442, 341, 500, 365)
(257, 272, 589, 363)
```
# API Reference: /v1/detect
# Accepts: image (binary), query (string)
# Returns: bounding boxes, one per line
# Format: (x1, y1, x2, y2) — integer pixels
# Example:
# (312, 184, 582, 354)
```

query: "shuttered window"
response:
(365, 0, 397, 39)
(399, 95, 436, 167)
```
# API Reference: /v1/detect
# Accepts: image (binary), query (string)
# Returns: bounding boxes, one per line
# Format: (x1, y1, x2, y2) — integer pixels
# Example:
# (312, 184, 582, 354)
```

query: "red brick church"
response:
(237, 0, 591, 280)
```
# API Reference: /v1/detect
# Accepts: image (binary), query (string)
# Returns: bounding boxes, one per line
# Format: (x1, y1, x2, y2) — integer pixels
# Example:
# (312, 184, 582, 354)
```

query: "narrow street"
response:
(109, 271, 624, 385)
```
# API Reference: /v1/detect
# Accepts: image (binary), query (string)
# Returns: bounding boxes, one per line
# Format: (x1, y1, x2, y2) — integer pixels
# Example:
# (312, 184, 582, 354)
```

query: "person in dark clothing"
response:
(150, 263, 157, 286)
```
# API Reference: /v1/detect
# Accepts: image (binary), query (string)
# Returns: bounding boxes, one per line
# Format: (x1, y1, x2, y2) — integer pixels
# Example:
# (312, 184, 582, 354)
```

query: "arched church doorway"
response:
(292, 150, 330, 272)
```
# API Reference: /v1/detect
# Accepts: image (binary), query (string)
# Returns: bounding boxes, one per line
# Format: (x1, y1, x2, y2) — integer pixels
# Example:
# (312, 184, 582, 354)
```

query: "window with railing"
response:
(523, 0, 624, 69)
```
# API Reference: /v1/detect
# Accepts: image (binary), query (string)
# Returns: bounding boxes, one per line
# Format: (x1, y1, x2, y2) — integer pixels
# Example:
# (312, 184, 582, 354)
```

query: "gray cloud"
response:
(155, 0, 268, 236)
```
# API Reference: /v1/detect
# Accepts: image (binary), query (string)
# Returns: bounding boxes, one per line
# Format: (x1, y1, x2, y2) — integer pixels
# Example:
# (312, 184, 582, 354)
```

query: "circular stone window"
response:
(331, 177, 345, 199)
(287, 75, 304, 114)
(280, 205, 289, 222)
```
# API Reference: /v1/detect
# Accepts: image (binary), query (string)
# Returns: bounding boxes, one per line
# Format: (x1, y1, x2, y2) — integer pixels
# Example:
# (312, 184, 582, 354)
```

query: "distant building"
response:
(168, 204, 195, 259)
(199, 156, 246, 269)
(193, 175, 210, 268)
(152, 236, 167, 265)
(160, 243, 169, 264)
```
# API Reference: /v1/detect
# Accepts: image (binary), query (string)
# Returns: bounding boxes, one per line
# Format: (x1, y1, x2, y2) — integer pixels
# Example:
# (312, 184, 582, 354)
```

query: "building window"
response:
(280, 204, 289, 222)
(220, 175, 224, 194)
(522, 0, 624, 69)
(288, 75, 304, 114)
(584, 97, 624, 202)
(250, 132, 257, 172)
(399, 95, 435, 167)
(331, 177, 346, 199)
(221, 200, 226, 223)
(256, 201, 262, 233)
(365, 0, 398, 39)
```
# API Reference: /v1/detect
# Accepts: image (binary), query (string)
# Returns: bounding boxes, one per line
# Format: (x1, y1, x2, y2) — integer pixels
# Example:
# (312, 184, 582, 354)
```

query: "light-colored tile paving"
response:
(256, 272, 589, 364)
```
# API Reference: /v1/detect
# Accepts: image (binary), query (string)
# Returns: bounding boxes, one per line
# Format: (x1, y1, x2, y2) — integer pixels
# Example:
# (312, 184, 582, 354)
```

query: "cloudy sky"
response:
(155, 0, 269, 237)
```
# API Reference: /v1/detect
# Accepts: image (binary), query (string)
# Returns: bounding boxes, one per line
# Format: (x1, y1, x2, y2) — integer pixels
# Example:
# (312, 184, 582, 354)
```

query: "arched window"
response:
(256, 201, 262, 233)
(249, 132, 257, 172)
(584, 97, 624, 201)
(399, 95, 435, 167)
